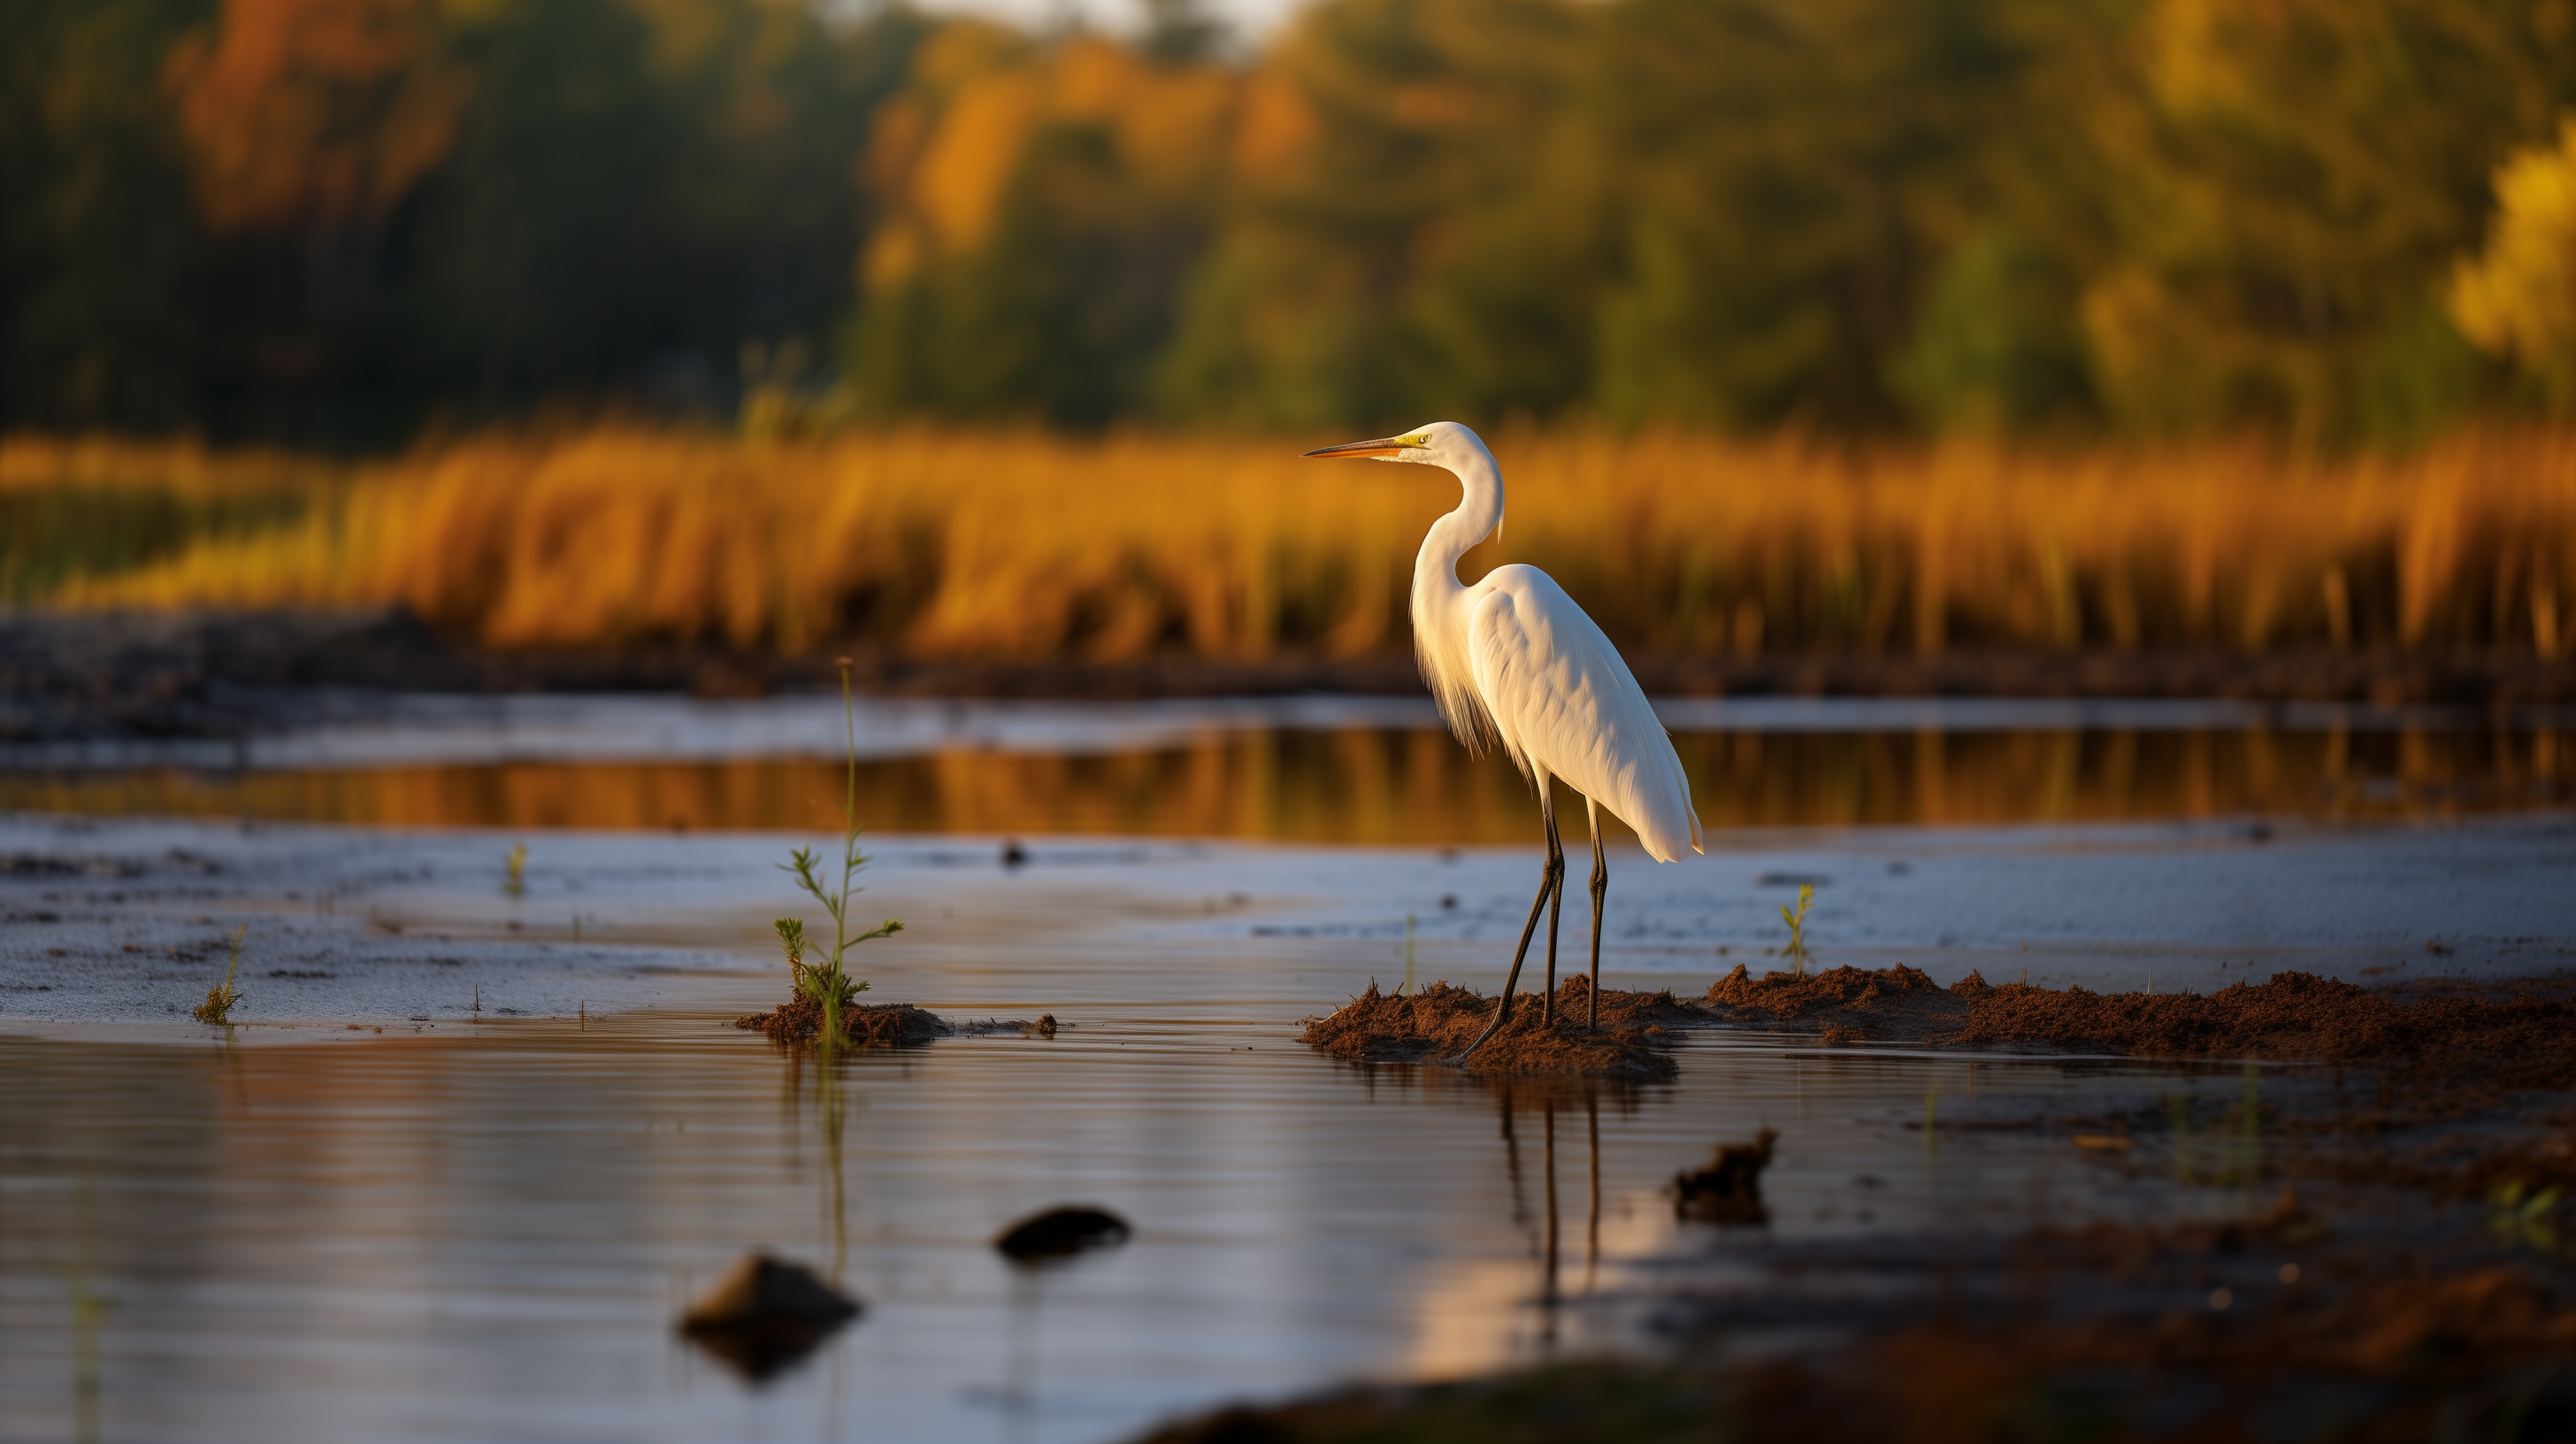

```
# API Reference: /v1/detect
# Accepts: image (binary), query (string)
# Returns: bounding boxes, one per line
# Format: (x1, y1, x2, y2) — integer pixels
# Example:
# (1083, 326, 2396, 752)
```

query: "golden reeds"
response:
(16, 426, 2576, 659)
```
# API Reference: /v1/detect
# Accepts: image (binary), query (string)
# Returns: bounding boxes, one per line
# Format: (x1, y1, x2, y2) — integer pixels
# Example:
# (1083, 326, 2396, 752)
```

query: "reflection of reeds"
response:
(18, 427, 2576, 659)
(2, 721, 2565, 838)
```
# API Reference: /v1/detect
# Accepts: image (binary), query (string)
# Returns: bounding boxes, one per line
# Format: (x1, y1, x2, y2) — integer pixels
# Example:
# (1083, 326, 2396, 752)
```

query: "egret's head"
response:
(1300, 420, 1488, 469)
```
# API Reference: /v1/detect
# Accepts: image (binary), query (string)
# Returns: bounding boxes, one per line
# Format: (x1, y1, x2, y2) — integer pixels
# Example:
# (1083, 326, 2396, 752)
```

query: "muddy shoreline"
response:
(7, 607, 2572, 741)
(1309, 964, 2576, 1087)
(1227, 966, 2576, 1443)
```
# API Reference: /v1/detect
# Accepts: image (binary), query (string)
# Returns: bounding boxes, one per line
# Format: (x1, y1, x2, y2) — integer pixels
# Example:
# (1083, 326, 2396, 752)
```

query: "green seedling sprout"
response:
(1779, 882, 1815, 979)
(504, 843, 526, 898)
(1400, 912, 1415, 995)
(191, 925, 247, 1025)
(2489, 1181, 2564, 1257)
(778, 658, 904, 1046)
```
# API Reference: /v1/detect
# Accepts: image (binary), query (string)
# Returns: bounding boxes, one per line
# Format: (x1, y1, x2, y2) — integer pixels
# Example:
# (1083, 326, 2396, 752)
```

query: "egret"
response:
(1304, 422, 1702, 1058)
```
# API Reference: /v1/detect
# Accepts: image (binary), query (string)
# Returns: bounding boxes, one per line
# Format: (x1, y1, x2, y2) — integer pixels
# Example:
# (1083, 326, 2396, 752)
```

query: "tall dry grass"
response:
(15, 426, 2576, 660)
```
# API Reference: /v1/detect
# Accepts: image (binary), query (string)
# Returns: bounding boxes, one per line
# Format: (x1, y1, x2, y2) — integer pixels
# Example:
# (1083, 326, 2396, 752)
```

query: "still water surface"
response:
(0, 693, 2523, 1441)
(2, 1010, 2267, 1444)
(2, 693, 2565, 838)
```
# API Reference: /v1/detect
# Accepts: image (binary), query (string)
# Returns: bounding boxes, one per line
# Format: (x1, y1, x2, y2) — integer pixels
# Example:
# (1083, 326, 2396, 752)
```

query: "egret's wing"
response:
(1467, 566, 1703, 861)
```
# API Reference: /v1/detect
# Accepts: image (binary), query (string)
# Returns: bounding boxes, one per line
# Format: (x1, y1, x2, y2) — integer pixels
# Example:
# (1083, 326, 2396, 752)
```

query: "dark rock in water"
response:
(1672, 1128, 1777, 1226)
(995, 1205, 1131, 1262)
(1000, 838, 1030, 868)
(678, 1252, 862, 1381)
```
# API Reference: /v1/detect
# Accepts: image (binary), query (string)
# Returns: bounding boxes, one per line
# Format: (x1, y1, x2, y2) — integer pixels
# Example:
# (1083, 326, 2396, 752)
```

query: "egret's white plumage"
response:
(1305, 420, 1702, 1051)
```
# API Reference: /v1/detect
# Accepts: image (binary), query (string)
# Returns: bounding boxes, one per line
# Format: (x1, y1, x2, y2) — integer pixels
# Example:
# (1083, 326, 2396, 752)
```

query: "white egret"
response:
(1304, 422, 1702, 1057)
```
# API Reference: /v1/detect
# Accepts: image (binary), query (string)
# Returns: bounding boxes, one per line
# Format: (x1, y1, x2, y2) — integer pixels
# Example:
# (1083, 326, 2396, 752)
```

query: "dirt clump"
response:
(1703, 963, 1965, 1042)
(735, 995, 952, 1048)
(678, 1251, 861, 1382)
(1300, 976, 1689, 1080)
(1951, 970, 2576, 1082)
(1303, 966, 2576, 1079)
(1672, 1128, 1778, 1225)
(1710, 1264, 2576, 1444)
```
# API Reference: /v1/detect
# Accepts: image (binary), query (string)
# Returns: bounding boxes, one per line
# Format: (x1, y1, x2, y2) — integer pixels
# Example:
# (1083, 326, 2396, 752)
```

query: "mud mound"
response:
(1950, 971, 2576, 1082)
(1672, 1128, 1778, 1225)
(1704, 963, 1966, 1043)
(1300, 978, 1684, 1080)
(735, 995, 952, 1048)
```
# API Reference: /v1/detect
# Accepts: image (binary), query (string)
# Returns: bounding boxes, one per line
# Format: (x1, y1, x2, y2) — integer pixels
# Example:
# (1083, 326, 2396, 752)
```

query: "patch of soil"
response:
(734, 994, 952, 1048)
(1135, 1194, 2576, 1444)
(1711, 1267, 2576, 1444)
(1300, 977, 1691, 1080)
(1703, 963, 1966, 1042)
(1310, 966, 2576, 1085)
(1950, 970, 2576, 1082)
(1690, 964, 2576, 1093)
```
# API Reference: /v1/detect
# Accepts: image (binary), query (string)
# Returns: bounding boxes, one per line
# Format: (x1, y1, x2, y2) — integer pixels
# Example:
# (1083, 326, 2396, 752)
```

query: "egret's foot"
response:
(1453, 996, 1513, 1062)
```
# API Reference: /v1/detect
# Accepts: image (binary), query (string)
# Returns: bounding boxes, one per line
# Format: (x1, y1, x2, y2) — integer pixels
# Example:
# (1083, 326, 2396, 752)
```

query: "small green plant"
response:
(504, 843, 526, 898)
(1779, 883, 1815, 979)
(778, 658, 904, 1045)
(2490, 1181, 2564, 1256)
(191, 925, 246, 1025)
(1400, 912, 1415, 995)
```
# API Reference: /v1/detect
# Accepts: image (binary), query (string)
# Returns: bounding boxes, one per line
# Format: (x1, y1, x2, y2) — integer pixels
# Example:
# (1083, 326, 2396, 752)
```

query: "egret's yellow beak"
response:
(1301, 434, 1420, 460)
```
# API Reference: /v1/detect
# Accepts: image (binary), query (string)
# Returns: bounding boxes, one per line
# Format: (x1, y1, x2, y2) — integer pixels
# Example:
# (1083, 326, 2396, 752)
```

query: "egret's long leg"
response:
(1459, 812, 1564, 1061)
(1540, 825, 1566, 1026)
(1586, 799, 1607, 1032)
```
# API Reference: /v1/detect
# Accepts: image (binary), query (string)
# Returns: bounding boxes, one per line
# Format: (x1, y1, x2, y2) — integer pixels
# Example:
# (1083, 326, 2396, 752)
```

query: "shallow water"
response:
(3, 693, 2568, 838)
(2, 1005, 2290, 1444)
(5, 694, 2572, 1441)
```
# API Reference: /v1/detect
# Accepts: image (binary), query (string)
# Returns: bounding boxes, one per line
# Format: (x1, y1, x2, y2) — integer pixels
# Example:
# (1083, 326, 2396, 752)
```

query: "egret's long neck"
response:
(1409, 449, 1503, 744)
(1412, 453, 1502, 607)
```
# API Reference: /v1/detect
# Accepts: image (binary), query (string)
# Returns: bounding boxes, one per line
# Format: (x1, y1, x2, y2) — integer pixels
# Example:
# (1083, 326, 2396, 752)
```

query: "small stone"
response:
(1672, 1128, 1778, 1226)
(994, 1205, 1131, 1262)
(678, 1252, 862, 1381)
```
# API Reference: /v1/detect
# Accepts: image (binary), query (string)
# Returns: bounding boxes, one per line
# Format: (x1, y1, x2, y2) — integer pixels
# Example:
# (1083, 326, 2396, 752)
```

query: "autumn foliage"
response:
(12, 0, 2576, 442)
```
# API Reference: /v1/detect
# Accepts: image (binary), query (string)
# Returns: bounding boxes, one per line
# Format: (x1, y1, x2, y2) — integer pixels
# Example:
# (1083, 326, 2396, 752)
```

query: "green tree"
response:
(1158, 0, 1593, 429)
(2070, 0, 2569, 444)
(2451, 116, 2576, 408)
(0, 0, 209, 433)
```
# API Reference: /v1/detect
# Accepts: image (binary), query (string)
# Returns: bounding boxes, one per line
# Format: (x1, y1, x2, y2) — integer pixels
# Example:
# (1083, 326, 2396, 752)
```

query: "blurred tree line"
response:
(12, 0, 2576, 447)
